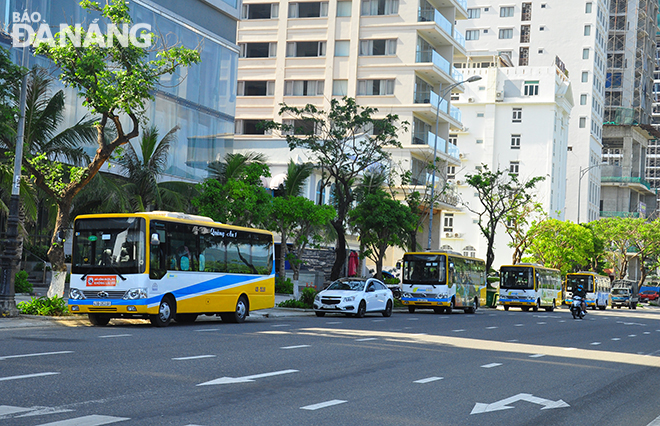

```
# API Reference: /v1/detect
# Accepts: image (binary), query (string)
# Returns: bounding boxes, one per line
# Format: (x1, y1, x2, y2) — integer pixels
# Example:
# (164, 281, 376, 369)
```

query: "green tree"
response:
(263, 97, 407, 280)
(349, 190, 416, 279)
(504, 201, 546, 264)
(589, 217, 636, 279)
(628, 219, 660, 288)
(464, 165, 545, 273)
(525, 219, 595, 275)
(194, 152, 272, 228)
(32, 0, 200, 296)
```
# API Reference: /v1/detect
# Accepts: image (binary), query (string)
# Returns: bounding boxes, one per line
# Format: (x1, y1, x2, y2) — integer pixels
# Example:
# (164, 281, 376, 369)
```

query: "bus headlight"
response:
(437, 293, 449, 299)
(403, 292, 412, 298)
(69, 288, 86, 300)
(123, 288, 147, 300)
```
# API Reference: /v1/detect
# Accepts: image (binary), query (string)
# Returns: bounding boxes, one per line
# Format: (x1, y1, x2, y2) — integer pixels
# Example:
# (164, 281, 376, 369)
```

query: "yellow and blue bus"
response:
(565, 271, 611, 310)
(499, 264, 562, 312)
(400, 251, 486, 314)
(68, 212, 274, 326)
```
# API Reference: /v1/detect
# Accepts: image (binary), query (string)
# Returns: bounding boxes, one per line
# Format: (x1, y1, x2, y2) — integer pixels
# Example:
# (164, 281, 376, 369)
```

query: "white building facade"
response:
(449, 65, 573, 269)
(456, 0, 608, 224)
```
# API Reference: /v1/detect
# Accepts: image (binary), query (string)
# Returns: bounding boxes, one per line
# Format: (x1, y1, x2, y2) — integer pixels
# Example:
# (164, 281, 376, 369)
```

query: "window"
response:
(580, 94, 587, 105)
(538, 48, 544, 54)
(524, 80, 539, 96)
(448, 134, 457, 145)
(520, 24, 530, 42)
(289, 2, 328, 18)
(477, 112, 484, 117)
(519, 46, 529, 65)
(239, 42, 277, 58)
(283, 119, 317, 136)
(333, 80, 348, 96)
(337, 1, 352, 16)
(357, 79, 395, 95)
(237, 81, 274, 96)
(466, 30, 480, 40)
(521, 2, 531, 20)
(539, 26, 545, 31)
(235, 119, 268, 135)
(509, 161, 519, 176)
(476, 139, 483, 144)
(511, 134, 521, 149)
(359, 39, 397, 56)
(579, 117, 587, 128)
(335, 40, 350, 56)
(512, 108, 522, 122)
(361, 0, 399, 16)
(447, 166, 456, 180)
(581, 71, 588, 83)
(500, 6, 514, 17)
(242, 3, 279, 19)
(582, 48, 589, 59)
(499, 28, 513, 39)
(284, 80, 324, 96)
(463, 245, 476, 258)
(585, 2, 592, 13)
(468, 8, 480, 18)
(443, 213, 454, 233)
(584, 25, 591, 36)
(286, 41, 326, 57)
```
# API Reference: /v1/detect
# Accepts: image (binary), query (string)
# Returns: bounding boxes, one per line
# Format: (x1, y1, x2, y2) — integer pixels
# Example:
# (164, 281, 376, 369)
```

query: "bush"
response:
(275, 276, 294, 294)
(384, 277, 400, 285)
(17, 296, 69, 316)
(277, 287, 317, 309)
(15, 270, 32, 294)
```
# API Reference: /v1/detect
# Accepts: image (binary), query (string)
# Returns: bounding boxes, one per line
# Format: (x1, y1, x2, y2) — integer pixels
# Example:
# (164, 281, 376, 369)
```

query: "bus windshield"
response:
(402, 255, 446, 285)
(501, 267, 534, 290)
(72, 217, 146, 275)
(567, 275, 593, 292)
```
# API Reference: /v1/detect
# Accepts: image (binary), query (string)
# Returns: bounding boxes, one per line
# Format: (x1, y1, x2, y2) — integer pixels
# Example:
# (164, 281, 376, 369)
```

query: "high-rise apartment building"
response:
(456, 1, 608, 223)
(236, 0, 470, 257)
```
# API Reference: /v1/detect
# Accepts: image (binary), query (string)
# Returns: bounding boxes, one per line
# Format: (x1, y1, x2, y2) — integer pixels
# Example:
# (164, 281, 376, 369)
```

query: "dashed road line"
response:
(590, 342, 601, 346)
(280, 345, 310, 350)
(485, 326, 498, 330)
(0, 372, 60, 382)
(481, 363, 502, 369)
(194, 329, 219, 333)
(0, 351, 73, 361)
(355, 338, 378, 342)
(529, 354, 545, 358)
(98, 334, 132, 339)
(414, 376, 443, 384)
(612, 338, 621, 341)
(34, 414, 130, 426)
(271, 324, 291, 328)
(514, 324, 524, 327)
(172, 355, 216, 361)
(629, 335, 637, 338)
(326, 322, 342, 325)
(300, 400, 347, 411)
(452, 329, 465, 333)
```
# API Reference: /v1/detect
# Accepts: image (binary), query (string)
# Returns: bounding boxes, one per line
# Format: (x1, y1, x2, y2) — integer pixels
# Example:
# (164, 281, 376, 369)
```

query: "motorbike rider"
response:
(574, 281, 587, 314)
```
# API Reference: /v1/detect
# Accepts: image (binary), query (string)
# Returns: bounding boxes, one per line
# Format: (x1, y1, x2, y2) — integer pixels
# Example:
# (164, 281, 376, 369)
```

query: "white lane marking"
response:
(612, 338, 621, 341)
(590, 342, 601, 346)
(271, 324, 291, 328)
(629, 335, 637, 337)
(300, 400, 347, 411)
(0, 351, 74, 361)
(644, 332, 651, 335)
(537, 322, 547, 325)
(172, 355, 217, 361)
(280, 345, 310, 350)
(372, 319, 385, 322)
(507, 340, 518, 343)
(0, 405, 33, 416)
(471, 393, 569, 414)
(0, 372, 60, 382)
(646, 414, 660, 426)
(486, 326, 498, 330)
(198, 369, 298, 386)
(514, 324, 524, 327)
(98, 334, 132, 339)
(356, 338, 378, 342)
(326, 322, 342, 325)
(407, 318, 419, 321)
(414, 376, 443, 384)
(452, 329, 465, 332)
(194, 329, 219, 333)
(529, 354, 546, 358)
(481, 363, 502, 369)
(34, 415, 130, 425)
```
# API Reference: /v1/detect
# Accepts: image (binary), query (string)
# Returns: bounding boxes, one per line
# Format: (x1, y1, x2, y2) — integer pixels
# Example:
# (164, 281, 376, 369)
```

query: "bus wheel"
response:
(433, 307, 443, 314)
(89, 314, 111, 326)
(444, 299, 454, 315)
(504, 306, 509, 311)
(223, 295, 249, 323)
(533, 300, 540, 312)
(175, 313, 198, 324)
(521, 306, 529, 312)
(465, 298, 478, 314)
(408, 306, 416, 313)
(151, 296, 175, 327)
(545, 300, 556, 312)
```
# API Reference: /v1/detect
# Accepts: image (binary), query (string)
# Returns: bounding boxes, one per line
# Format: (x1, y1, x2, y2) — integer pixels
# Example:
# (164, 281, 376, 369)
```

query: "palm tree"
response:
(208, 152, 268, 184)
(273, 160, 314, 198)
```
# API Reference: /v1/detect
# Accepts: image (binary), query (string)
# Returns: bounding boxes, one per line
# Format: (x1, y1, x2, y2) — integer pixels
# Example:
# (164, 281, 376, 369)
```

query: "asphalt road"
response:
(1, 305, 660, 426)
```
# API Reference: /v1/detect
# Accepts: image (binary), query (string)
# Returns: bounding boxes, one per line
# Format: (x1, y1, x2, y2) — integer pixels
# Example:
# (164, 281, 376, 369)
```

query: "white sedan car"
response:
(314, 278, 394, 318)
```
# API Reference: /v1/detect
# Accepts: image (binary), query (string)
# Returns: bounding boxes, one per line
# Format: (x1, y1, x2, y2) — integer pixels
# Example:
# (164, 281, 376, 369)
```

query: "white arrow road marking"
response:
(481, 363, 502, 369)
(300, 400, 347, 410)
(471, 393, 569, 414)
(0, 372, 60, 382)
(0, 351, 73, 361)
(646, 413, 660, 426)
(34, 415, 130, 425)
(414, 376, 443, 384)
(0, 405, 33, 416)
(197, 369, 298, 386)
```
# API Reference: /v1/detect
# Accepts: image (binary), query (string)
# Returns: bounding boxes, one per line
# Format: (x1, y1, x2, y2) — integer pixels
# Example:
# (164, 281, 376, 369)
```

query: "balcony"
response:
(601, 176, 652, 190)
(413, 130, 460, 162)
(413, 90, 462, 129)
(416, 50, 451, 77)
(600, 211, 641, 218)
(417, 8, 466, 53)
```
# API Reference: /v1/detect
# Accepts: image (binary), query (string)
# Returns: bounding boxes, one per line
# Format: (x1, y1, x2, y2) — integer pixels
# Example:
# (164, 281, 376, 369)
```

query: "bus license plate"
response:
(93, 301, 111, 307)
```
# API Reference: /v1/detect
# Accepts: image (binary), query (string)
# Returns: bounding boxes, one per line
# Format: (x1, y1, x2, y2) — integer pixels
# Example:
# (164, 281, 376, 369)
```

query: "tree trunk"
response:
(279, 230, 288, 280)
(46, 202, 71, 298)
(330, 220, 346, 280)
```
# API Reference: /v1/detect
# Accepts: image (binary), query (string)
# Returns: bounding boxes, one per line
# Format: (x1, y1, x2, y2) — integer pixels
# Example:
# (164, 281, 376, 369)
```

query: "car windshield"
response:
(612, 288, 630, 295)
(326, 280, 366, 291)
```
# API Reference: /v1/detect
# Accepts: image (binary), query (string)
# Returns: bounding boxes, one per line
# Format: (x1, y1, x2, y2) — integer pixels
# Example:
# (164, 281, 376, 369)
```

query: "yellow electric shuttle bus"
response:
(565, 271, 611, 310)
(499, 264, 562, 312)
(400, 251, 486, 314)
(68, 211, 275, 326)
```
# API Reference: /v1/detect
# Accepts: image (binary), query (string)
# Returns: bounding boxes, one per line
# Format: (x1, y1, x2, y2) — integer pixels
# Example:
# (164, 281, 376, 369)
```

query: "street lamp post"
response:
(577, 163, 605, 224)
(427, 75, 482, 251)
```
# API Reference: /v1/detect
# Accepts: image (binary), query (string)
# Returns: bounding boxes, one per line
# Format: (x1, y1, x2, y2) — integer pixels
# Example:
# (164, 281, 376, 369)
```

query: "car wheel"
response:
(89, 313, 111, 326)
(356, 301, 367, 318)
(315, 311, 326, 317)
(150, 296, 175, 327)
(175, 313, 198, 324)
(408, 306, 416, 313)
(382, 300, 393, 317)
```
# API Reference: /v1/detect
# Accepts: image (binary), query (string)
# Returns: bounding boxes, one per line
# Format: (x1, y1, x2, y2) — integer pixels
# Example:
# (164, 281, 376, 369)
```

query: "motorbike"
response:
(571, 295, 586, 319)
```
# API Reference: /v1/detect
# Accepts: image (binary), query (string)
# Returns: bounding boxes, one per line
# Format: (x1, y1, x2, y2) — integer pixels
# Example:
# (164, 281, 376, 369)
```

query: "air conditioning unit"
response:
(495, 91, 504, 101)
(454, 233, 460, 238)
(459, 153, 466, 159)
(456, 180, 463, 185)
(468, 97, 475, 103)
(445, 232, 452, 238)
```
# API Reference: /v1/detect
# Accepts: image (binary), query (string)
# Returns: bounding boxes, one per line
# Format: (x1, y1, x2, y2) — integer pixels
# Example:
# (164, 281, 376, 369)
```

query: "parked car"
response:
(640, 290, 659, 302)
(314, 277, 394, 318)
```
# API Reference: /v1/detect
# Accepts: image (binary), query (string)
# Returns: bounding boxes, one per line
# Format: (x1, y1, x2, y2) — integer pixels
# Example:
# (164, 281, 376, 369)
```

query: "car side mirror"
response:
(367, 286, 375, 293)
